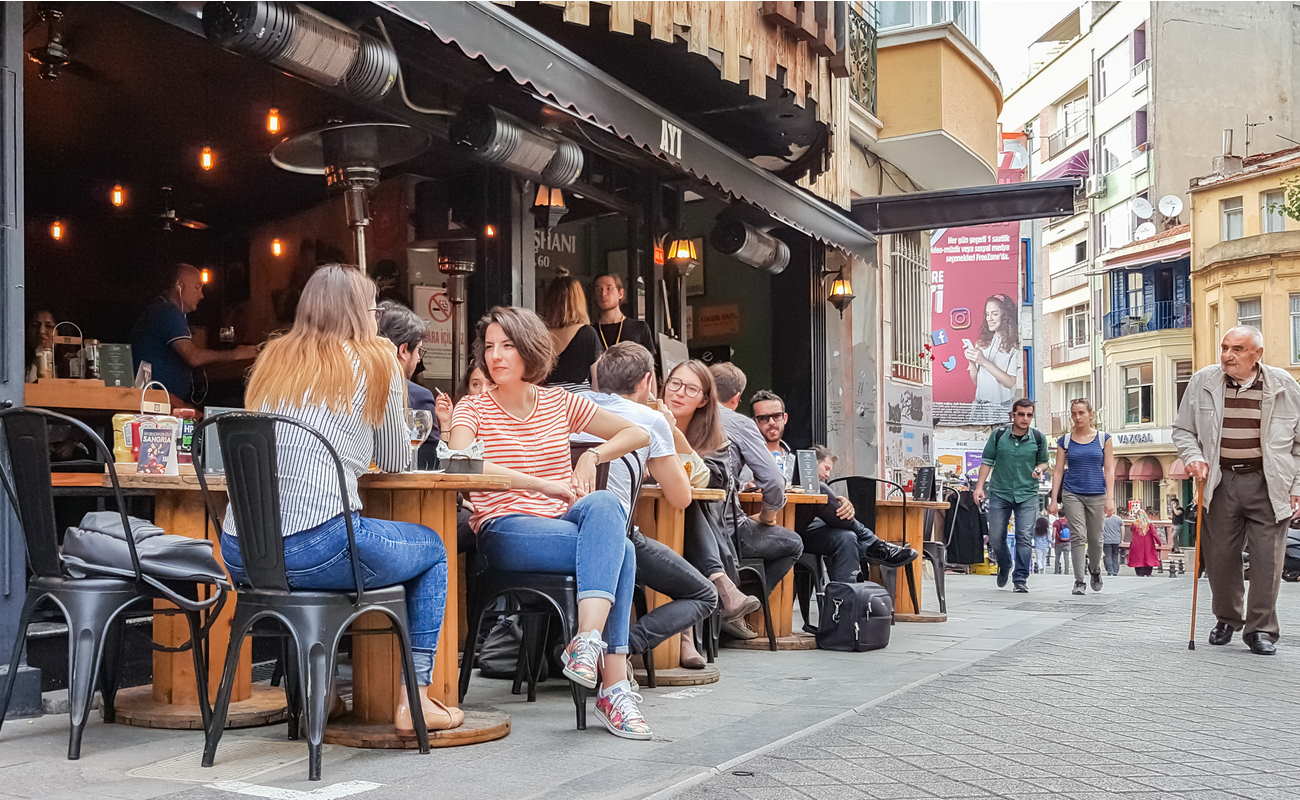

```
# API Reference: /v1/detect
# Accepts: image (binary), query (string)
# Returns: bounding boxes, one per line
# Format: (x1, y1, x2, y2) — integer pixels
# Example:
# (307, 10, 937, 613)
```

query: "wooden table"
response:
(632, 486, 725, 684)
(27, 379, 187, 412)
(875, 498, 950, 622)
(728, 491, 826, 650)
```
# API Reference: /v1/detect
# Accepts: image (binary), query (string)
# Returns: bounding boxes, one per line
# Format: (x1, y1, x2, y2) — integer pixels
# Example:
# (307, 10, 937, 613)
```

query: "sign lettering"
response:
(660, 120, 682, 159)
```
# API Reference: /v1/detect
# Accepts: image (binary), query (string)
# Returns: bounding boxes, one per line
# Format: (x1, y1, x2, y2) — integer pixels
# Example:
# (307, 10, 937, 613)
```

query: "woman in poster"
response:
(964, 293, 1021, 411)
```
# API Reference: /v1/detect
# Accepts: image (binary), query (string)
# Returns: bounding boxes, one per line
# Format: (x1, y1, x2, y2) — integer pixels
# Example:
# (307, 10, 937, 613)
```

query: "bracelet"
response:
(581, 448, 602, 464)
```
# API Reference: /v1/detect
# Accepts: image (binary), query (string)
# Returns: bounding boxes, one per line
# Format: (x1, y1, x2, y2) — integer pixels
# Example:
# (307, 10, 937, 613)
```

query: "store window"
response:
(1124, 362, 1153, 424)
(1237, 296, 1262, 329)
(1263, 190, 1287, 234)
(1221, 196, 1244, 241)
(1174, 360, 1193, 413)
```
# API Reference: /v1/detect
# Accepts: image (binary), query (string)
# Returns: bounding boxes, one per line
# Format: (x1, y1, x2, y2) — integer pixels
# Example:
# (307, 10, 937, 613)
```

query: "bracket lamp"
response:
(664, 236, 700, 278)
(533, 185, 569, 230)
(823, 268, 855, 316)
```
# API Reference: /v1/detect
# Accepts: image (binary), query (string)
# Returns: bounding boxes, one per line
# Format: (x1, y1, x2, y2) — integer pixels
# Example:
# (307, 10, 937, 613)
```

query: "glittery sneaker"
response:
(595, 682, 653, 740)
(561, 630, 606, 689)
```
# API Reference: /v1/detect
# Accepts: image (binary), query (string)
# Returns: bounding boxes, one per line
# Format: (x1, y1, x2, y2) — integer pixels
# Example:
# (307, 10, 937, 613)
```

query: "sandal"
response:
(394, 696, 465, 732)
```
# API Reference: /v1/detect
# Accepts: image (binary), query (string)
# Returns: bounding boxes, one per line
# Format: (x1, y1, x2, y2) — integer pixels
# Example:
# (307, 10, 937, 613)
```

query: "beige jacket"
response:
(1172, 363, 1300, 522)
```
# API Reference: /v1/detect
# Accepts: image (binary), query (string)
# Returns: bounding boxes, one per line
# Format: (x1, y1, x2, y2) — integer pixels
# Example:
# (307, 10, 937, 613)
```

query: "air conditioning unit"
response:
(1086, 174, 1108, 198)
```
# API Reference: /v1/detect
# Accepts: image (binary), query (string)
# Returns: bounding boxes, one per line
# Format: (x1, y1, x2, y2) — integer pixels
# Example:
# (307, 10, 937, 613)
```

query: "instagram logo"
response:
(950, 307, 971, 329)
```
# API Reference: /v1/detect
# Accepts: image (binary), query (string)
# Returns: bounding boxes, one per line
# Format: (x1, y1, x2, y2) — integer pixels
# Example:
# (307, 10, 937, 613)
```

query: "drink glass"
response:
(405, 409, 434, 471)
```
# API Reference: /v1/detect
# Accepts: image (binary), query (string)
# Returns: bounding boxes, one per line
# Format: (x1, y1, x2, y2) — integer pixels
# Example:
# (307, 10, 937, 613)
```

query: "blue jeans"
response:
(221, 514, 448, 684)
(986, 495, 1037, 583)
(477, 491, 635, 654)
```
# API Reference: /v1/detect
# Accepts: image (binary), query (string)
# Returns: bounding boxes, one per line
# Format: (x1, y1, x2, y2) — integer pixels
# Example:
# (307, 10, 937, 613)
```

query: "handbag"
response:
(811, 581, 893, 652)
(62, 510, 228, 584)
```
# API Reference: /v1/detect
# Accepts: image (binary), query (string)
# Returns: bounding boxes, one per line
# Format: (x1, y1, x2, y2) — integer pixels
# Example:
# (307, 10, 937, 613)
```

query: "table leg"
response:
(732, 503, 812, 650)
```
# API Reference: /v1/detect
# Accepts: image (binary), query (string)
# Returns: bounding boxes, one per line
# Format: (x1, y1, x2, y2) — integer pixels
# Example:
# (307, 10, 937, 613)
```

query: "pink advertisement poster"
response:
(930, 220, 1023, 425)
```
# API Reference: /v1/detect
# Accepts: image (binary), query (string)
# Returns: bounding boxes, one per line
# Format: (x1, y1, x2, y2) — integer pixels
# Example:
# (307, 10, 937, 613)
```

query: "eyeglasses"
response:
(754, 412, 787, 424)
(664, 377, 703, 399)
(370, 306, 382, 320)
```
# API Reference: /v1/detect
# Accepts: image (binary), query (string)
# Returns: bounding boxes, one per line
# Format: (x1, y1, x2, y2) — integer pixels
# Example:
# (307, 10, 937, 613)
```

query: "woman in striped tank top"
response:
(447, 307, 654, 740)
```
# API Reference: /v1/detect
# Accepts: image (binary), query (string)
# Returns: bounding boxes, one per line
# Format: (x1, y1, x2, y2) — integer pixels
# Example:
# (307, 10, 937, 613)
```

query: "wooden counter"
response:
(26, 379, 184, 412)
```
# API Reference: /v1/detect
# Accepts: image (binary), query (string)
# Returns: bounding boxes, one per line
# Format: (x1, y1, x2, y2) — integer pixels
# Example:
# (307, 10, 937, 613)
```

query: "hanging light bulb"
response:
(271, 238, 284, 257)
(199, 145, 216, 171)
(266, 106, 281, 135)
(49, 219, 65, 241)
(110, 184, 126, 208)
(199, 268, 212, 284)
(484, 224, 497, 238)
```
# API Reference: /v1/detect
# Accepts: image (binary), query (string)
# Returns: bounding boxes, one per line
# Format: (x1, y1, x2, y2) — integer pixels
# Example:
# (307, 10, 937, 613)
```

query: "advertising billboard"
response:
(930, 220, 1023, 426)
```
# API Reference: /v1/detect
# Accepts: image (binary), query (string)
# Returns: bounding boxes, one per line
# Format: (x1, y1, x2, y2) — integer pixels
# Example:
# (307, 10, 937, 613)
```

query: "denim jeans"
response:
(985, 494, 1037, 583)
(477, 491, 636, 653)
(1033, 537, 1050, 573)
(1103, 542, 1121, 575)
(628, 529, 717, 655)
(221, 513, 447, 685)
(684, 500, 733, 579)
(735, 518, 804, 595)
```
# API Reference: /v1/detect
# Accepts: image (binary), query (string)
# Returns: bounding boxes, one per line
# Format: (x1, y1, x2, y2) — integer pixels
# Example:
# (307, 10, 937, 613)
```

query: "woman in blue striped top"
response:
(1047, 398, 1116, 596)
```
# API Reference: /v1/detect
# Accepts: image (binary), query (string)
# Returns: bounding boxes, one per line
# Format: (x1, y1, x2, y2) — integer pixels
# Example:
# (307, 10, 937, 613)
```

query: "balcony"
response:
(1049, 412, 1071, 436)
(1049, 266, 1089, 296)
(1131, 59, 1149, 91)
(1103, 301, 1192, 340)
(848, 4, 878, 116)
(1049, 341, 1090, 367)
(1046, 121, 1088, 160)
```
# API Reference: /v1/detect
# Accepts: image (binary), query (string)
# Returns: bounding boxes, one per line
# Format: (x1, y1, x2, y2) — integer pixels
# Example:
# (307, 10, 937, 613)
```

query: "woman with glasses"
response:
(222, 265, 456, 733)
(447, 306, 655, 740)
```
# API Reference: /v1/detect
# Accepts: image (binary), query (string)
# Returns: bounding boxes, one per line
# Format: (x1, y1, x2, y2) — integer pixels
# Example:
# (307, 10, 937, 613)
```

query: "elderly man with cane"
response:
(1172, 326, 1300, 655)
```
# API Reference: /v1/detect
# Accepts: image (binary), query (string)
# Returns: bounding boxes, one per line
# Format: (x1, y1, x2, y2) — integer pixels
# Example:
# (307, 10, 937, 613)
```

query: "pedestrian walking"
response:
(1102, 510, 1124, 576)
(1033, 513, 1050, 574)
(1127, 510, 1162, 577)
(1047, 398, 1115, 596)
(1052, 517, 1071, 575)
(1168, 497, 1186, 549)
(1172, 325, 1300, 655)
(973, 399, 1049, 593)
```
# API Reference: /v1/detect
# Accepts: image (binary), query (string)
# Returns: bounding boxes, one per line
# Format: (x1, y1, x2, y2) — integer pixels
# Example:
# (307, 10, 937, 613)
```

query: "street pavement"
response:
(1, 571, 1293, 800)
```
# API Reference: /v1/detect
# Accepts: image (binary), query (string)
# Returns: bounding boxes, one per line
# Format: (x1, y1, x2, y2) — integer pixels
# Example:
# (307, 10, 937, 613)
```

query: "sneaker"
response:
(1072, 582, 1086, 596)
(561, 630, 606, 689)
(1090, 572, 1103, 592)
(721, 618, 760, 640)
(1013, 582, 1028, 593)
(996, 564, 1010, 588)
(595, 682, 653, 740)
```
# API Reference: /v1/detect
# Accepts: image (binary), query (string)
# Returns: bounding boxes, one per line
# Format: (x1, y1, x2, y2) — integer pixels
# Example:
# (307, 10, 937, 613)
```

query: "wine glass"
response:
(405, 409, 434, 471)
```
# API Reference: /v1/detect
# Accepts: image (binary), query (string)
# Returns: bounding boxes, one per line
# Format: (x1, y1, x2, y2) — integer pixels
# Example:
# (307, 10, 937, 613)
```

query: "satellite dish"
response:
(1133, 197, 1154, 219)
(1134, 221, 1158, 240)
(1158, 194, 1184, 218)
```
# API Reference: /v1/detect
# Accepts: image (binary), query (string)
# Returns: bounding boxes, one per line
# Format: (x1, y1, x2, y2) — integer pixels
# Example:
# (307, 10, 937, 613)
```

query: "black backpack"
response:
(813, 581, 893, 652)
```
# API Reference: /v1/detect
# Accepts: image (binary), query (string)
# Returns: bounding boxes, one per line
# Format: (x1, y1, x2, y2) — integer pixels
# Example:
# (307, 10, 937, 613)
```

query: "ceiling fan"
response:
(157, 186, 210, 232)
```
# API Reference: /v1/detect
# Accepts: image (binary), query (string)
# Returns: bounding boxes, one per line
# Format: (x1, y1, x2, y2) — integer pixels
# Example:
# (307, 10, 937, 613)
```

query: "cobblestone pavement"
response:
(671, 577, 1300, 800)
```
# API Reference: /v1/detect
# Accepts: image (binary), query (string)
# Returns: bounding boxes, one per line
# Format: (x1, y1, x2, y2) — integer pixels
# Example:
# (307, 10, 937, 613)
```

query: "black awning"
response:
(382, 1, 876, 255)
(850, 178, 1081, 235)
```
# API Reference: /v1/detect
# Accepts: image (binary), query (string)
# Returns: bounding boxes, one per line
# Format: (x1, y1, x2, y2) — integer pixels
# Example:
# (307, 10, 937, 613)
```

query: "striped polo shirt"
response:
(1221, 369, 1265, 467)
(450, 386, 598, 531)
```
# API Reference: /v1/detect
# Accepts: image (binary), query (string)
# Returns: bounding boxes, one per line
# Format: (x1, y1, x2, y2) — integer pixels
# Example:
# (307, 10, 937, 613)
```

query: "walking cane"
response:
(1188, 479, 1205, 651)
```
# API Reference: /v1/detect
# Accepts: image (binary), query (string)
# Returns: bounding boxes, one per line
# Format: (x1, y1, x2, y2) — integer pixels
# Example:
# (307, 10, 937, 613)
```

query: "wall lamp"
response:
(822, 266, 855, 317)
(663, 235, 700, 278)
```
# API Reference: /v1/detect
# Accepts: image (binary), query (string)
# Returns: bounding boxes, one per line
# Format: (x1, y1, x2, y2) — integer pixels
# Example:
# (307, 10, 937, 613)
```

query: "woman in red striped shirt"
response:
(448, 307, 653, 740)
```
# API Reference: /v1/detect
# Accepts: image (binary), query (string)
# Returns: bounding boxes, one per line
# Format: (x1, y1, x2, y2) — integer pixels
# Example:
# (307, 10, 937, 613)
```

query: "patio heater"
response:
(408, 235, 476, 390)
(271, 121, 429, 272)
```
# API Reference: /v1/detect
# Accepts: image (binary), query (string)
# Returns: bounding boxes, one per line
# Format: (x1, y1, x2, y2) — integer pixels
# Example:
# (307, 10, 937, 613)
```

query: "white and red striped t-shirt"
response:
(450, 386, 598, 532)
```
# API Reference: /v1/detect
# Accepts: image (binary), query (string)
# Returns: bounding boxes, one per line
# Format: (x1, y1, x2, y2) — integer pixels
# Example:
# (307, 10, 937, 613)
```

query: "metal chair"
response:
(827, 476, 919, 620)
(0, 407, 225, 759)
(724, 484, 778, 651)
(194, 412, 429, 781)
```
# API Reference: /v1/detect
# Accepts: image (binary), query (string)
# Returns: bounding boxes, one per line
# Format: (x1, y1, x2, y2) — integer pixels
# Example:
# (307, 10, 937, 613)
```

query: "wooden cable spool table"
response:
(632, 486, 725, 685)
(874, 498, 950, 623)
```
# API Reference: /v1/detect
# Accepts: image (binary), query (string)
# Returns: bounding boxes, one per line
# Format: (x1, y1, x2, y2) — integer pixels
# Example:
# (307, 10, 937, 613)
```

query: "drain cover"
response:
(128, 739, 315, 783)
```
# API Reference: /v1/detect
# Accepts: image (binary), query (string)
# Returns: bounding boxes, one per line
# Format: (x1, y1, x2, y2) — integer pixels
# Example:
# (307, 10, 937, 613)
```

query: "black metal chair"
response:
(725, 486, 778, 651)
(0, 407, 225, 760)
(793, 551, 827, 633)
(194, 412, 429, 782)
(827, 476, 919, 620)
(922, 488, 959, 615)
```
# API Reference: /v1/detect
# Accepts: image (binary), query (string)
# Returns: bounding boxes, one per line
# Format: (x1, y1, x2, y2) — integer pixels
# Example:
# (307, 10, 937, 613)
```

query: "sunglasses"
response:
(754, 412, 787, 424)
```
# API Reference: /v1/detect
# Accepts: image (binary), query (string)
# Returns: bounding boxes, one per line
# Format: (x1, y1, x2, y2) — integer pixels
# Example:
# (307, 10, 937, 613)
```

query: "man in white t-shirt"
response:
(574, 343, 720, 669)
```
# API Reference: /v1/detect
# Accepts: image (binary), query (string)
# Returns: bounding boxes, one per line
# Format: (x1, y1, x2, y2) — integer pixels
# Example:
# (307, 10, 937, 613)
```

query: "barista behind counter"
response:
(130, 263, 257, 405)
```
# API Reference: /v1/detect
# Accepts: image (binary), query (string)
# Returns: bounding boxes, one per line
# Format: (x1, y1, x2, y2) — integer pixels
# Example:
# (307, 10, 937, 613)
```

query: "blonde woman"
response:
(1047, 398, 1115, 595)
(1127, 510, 1163, 576)
(218, 265, 456, 733)
(540, 275, 601, 391)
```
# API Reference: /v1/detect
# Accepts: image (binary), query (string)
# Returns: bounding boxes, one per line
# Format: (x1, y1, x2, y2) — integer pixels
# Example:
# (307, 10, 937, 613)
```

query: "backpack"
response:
(993, 425, 1045, 451)
(812, 581, 893, 652)
(1059, 431, 1110, 455)
(1058, 524, 1071, 541)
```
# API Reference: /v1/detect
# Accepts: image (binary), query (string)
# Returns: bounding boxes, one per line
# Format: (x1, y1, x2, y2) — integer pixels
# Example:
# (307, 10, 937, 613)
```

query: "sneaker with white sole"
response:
(561, 630, 605, 689)
(594, 682, 653, 740)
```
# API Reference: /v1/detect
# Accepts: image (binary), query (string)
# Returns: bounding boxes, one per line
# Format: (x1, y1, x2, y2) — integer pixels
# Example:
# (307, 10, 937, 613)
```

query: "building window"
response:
(1263, 190, 1287, 234)
(1211, 302, 1220, 346)
(1097, 39, 1130, 99)
(1061, 96, 1087, 140)
(1125, 271, 1145, 313)
(1221, 196, 1244, 241)
(1026, 117, 1040, 155)
(1291, 295, 1300, 364)
(1064, 379, 1090, 405)
(1021, 238, 1033, 304)
(1099, 119, 1132, 173)
(1064, 304, 1089, 348)
(1102, 202, 1133, 250)
(1175, 360, 1193, 413)
(1124, 363, 1153, 424)
(1237, 296, 1262, 328)
(1133, 107, 1149, 151)
(890, 231, 930, 382)
(1074, 239, 1087, 264)
(877, 2, 913, 29)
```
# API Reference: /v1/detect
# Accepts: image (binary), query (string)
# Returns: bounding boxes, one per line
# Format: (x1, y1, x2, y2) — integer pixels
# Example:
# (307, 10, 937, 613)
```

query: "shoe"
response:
(394, 696, 465, 733)
(721, 618, 760, 640)
(1090, 572, 1103, 592)
(1071, 582, 1086, 595)
(996, 564, 1010, 588)
(594, 681, 653, 740)
(1208, 622, 1234, 646)
(1244, 632, 1277, 655)
(561, 630, 606, 689)
(1013, 582, 1028, 593)
(712, 574, 762, 620)
(679, 631, 706, 669)
(863, 540, 919, 568)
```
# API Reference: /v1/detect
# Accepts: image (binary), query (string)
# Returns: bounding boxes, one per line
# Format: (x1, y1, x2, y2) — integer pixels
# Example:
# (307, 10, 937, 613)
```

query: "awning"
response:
(1040, 149, 1089, 180)
(1168, 458, 1190, 480)
(850, 178, 1081, 235)
(383, 1, 877, 255)
(1129, 457, 1164, 481)
(1104, 248, 1191, 271)
(1114, 457, 1132, 479)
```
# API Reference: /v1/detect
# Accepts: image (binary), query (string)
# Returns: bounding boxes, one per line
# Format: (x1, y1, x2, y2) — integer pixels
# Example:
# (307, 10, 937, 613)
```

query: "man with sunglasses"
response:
(750, 390, 916, 582)
(974, 399, 1049, 593)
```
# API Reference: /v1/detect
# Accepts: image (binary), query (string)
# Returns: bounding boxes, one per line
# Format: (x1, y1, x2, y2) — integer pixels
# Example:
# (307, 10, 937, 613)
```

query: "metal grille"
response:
(848, 4, 878, 116)
(890, 231, 930, 383)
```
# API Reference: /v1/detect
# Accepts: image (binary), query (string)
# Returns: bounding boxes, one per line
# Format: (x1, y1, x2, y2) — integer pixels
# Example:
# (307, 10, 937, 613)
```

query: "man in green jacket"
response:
(974, 399, 1049, 593)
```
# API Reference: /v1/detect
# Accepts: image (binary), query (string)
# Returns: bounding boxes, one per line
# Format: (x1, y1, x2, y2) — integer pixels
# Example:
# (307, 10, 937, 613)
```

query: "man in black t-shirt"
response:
(591, 273, 657, 355)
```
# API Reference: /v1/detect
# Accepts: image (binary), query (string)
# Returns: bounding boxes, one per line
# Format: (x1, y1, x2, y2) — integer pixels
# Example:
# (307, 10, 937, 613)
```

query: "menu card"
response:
(796, 449, 820, 494)
(98, 343, 134, 387)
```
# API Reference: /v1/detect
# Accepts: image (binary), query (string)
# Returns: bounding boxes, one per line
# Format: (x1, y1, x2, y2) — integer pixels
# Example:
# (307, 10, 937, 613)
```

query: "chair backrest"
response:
(828, 476, 905, 534)
(0, 407, 141, 580)
(616, 453, 643, 537)
(194, 411, 364, 602)
(569, 442, 612, 489)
